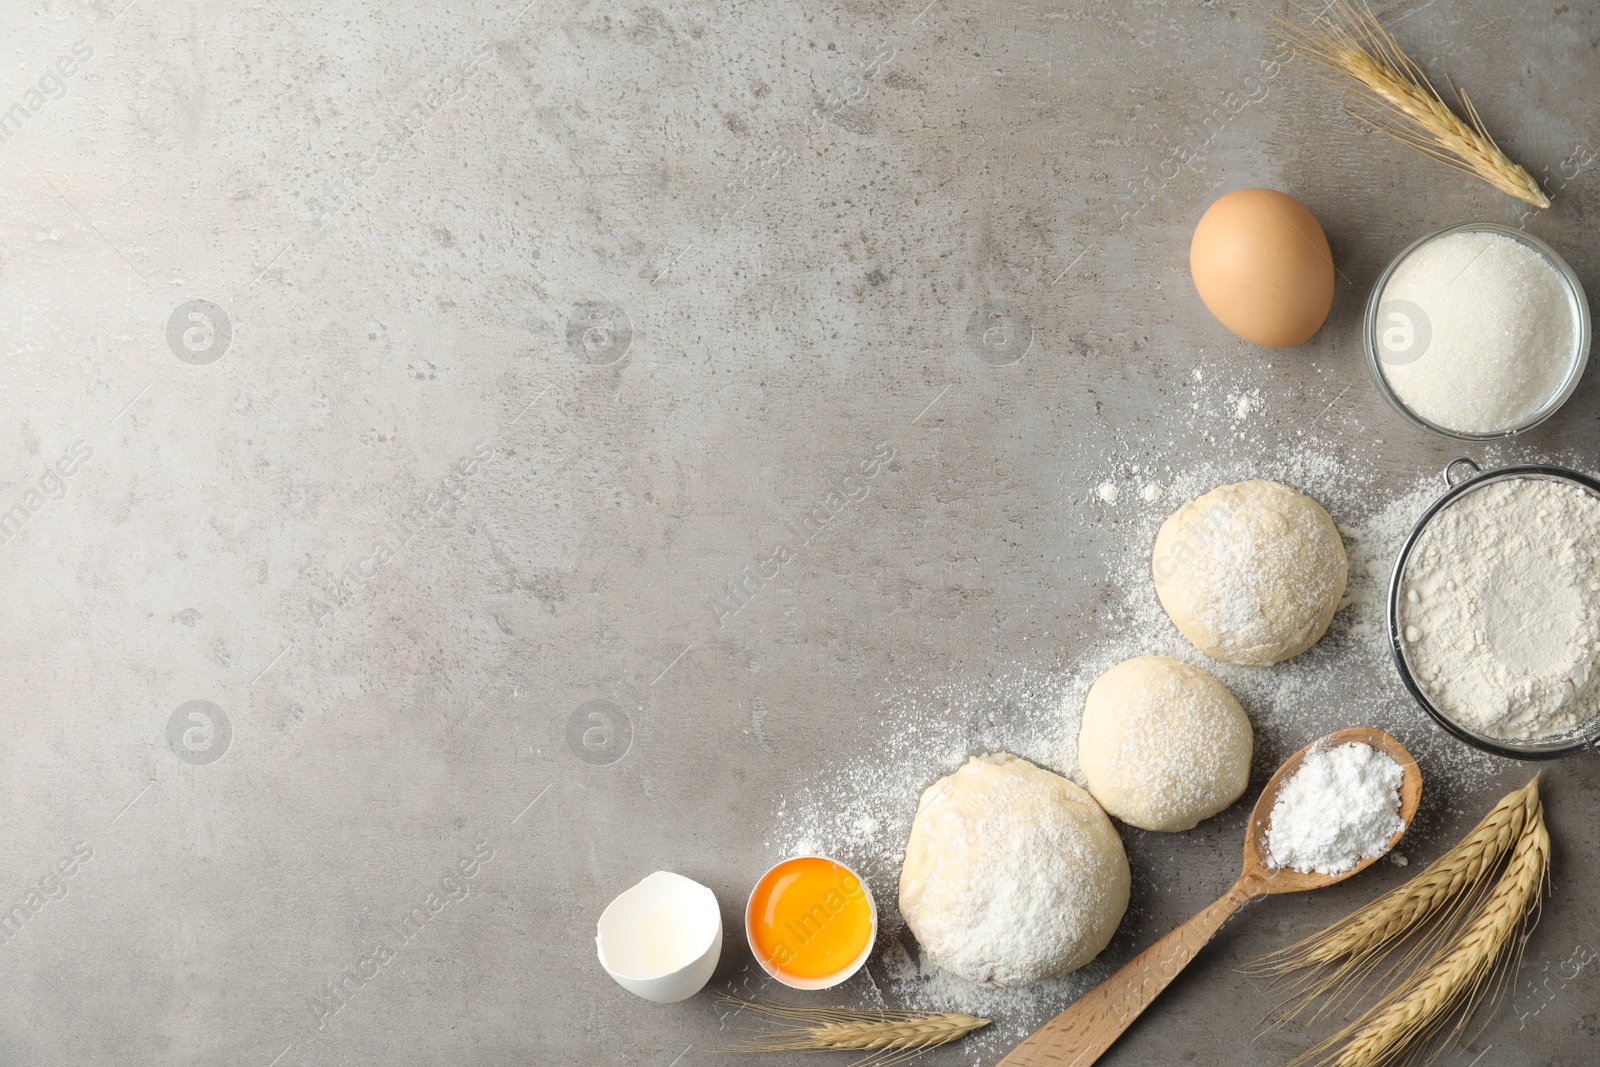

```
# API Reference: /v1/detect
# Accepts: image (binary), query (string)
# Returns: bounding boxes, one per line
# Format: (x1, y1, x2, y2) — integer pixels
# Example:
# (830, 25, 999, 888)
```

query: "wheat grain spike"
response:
(1334, 793, 1548, 1066)
(1263, 0, 1549, 208)
(809, 1016, 992, 1050)
(1254, 779, 1532, 981)
(1277, 778, 1549, 1067)
(715, 996, 990, 1064)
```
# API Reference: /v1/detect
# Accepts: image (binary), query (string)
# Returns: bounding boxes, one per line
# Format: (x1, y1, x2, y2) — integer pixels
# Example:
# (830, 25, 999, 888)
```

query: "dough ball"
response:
(898, 753, 1129, 986)
(1152, 480, 1346, 666)
(1078, 656, 1253, 832)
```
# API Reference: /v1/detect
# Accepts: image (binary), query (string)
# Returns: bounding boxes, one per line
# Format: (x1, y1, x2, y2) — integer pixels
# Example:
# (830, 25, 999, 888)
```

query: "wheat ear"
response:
(1264, 0, 1549, 208)
(1255, 779, 1532, 982)
(1283, 779, 1549, 1067)
(715, 996, 990, 1064)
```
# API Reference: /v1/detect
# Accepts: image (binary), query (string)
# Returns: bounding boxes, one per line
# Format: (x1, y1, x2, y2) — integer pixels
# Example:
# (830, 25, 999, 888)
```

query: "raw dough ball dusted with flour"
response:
(1152, 480, 1347, 666)
(898, 754, 1129, 986)
(1078, 656, 1252, 832)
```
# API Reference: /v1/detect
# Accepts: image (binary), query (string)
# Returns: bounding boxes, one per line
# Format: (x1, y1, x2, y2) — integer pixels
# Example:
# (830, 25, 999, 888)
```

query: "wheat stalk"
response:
(1279, 778, 1549, 1067)
(1334, 800, 1548, 1067)
(1254, 779, 1533, 996)
(801, 1018, 990, 1051)
(1264, 0, 1550, 208)
(715, 996, 990, 1065)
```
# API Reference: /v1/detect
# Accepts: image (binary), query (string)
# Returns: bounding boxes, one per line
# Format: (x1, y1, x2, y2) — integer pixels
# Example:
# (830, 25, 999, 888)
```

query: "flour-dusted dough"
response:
(1152, 479, 1347, 666)
(898, 753, 1129, 986)
(1078, 656, 1252, 832)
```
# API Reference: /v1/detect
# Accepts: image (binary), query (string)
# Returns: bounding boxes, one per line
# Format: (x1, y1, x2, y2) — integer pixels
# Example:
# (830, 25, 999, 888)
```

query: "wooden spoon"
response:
(997, 727, 1422, 1067)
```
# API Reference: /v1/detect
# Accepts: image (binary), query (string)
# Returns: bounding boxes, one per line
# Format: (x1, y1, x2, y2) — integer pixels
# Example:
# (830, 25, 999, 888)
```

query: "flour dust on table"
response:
(764, 436, 1508, 1053)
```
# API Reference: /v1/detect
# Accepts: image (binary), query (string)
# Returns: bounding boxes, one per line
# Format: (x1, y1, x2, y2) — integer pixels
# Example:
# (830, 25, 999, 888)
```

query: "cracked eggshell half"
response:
(596, 871, 723, 1003)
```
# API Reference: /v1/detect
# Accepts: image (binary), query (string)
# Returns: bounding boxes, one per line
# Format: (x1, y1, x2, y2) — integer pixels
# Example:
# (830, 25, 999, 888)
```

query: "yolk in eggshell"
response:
(747, 857, 874, 981)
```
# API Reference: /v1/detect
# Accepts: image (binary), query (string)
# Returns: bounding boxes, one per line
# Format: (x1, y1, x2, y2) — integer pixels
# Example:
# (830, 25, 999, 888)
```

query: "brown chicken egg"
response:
(1189, 189, 1335, 348)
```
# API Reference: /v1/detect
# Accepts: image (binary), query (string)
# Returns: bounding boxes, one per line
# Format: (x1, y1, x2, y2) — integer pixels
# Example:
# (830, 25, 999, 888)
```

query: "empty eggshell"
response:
(1189, 188, 1336, 348)
(596, 871, 723, 1004)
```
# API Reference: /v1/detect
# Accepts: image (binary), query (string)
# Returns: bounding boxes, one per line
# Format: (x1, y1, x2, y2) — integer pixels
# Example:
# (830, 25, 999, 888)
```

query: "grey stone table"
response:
(2, 1, 1597, 1065)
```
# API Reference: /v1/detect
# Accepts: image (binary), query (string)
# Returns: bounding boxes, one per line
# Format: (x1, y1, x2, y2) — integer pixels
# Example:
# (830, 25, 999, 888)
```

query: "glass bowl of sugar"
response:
(1388, 458, 1600, 760)
(1365, 223, 1590, 440)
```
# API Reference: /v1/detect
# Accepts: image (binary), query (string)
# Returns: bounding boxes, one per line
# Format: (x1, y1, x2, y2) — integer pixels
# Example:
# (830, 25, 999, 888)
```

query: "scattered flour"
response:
(751, 357, 1583, 1050)
(1141, 483, 1163, 503)
(770, 667, 1104, 1043)
(1097, 481, 1120, 504)
(1229, 389, 1262, 420)
(1399, 476, 1600, 741)
(1266, 742, 1405, 875)
(762, 433, 1513, 1052)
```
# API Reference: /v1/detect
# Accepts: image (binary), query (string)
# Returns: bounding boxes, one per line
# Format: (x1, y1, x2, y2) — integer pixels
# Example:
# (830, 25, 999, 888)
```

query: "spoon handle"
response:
(996, 874, 1262, 1067)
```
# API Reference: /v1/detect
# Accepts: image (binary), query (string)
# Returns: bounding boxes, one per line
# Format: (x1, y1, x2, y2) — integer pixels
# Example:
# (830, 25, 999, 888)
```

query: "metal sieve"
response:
(1387, 458, 1600, 760)
(1364, 222, 1591, 442)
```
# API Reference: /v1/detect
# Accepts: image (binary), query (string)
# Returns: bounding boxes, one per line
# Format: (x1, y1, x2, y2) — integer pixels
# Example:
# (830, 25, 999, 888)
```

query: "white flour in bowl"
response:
(1399, 476, 1600, 741)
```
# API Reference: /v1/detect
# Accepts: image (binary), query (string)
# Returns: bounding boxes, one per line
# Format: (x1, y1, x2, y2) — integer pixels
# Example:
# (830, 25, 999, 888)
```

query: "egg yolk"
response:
(748, 857, 873, 980)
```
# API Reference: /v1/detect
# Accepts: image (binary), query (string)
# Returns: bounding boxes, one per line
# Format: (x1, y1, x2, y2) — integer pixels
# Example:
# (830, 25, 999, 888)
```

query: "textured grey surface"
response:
(2, 1, 1599, 1065)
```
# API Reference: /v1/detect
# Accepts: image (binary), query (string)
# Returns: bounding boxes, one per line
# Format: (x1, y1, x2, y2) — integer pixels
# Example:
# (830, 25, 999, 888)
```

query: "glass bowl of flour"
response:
(1365, 223, 1590, 440)
(1389, 459, 1600, 759)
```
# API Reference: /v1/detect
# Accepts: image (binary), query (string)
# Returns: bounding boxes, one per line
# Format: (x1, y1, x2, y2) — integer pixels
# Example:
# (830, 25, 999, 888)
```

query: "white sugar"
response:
(1376, 230, 1577, 435)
